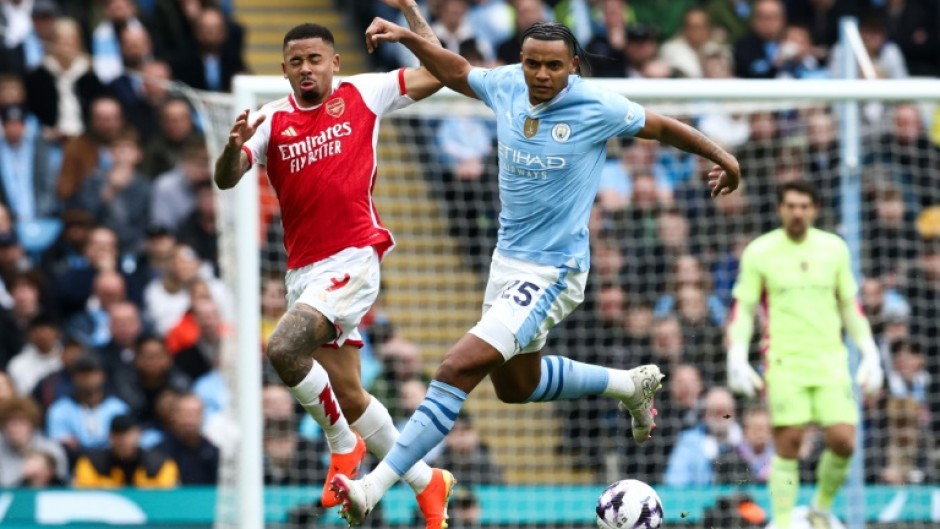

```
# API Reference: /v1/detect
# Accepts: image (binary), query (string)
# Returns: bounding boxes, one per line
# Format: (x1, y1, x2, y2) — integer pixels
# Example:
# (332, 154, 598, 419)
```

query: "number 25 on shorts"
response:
(500, 280, 541, 307)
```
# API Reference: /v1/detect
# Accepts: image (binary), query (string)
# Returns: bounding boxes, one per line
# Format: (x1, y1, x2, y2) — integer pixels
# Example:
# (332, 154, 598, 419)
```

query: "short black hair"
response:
(283, 23, 335, 50)
(520, 21, 590, 75)
(776, 180, 820, 206)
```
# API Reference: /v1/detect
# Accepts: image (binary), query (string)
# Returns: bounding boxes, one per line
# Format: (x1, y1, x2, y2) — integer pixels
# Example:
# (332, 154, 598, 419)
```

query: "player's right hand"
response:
(227, 108, 265, 150)
(727, 354, 764, 398)
(365, 17, 408, 53)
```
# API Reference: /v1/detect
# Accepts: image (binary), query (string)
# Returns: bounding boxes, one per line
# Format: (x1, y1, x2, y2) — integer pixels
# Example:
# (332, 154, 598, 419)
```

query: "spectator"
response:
(737, 406, 773, 483)
(140, 97, 203, 179)
(114, 60, 173, 142)
(147, 0, 202, 60)
(787, 0, 857, 53)
(188, 298, 228, 419)
(73, 413, 179, 487)
(0, 104, 58, 223)
(113, 336, 191, 439)
(883, 0, 939, 77)
(8, 313, 62, 395)
(0, 371, 13, 402)
(900, 239, 940, 376)
(155, 392, 218, 484)
(170, 7, 246, 92)
(371, 335, 428, 421)
(40, 209, 94, 280)
(25, 17, 103, 141)
(598, 140, 665, 212)
(0, 273, 44, 369)
(18, 0, 60, 72)
(92, 0, 145, 84)
(664, 387, 747, 486)
(449, 487, 483, 529)
(31, 335, 86, 413)
(874, 105, 939, 212)
(775, 25, 826, 79)
(431, 0, 492, 63)
(56, 97, 127, 204)
(0, 396, 68, 487)
(880, 397, 931, 484)
(261, 384, 326, 486)
(886, 339, 929, 404)
(734, 0, 786, 78)
(0, 0, 38, 75)
(53, 226, 137, 318)
(494, 0, 545, 66)
(95, 300, 144, 376)
(128, 225, 177, 289)
(648, 315, 684, 368)
(150, 140, 211, 232)
(436, 414, 503, 484)
(117, 24, 154, 72)
(0, 232, 30, 302)
(704, 0, 754, 44)
(76, 130, 152, 253)
(63, 270, 126, 349)
(14, 450, 63, 487)
(659, 8, 726, 78)
(176, 181, 218, 273)
(829, 8, 907, 80)
(865, 182, 919, 280)
(655, 255, 726, 325)
(860, 277, 910, 343)
(144, 243, 228, 337)
(805, 111, 839, 214)
(676, 285, 725, 384)
(46, 354, 129, 454)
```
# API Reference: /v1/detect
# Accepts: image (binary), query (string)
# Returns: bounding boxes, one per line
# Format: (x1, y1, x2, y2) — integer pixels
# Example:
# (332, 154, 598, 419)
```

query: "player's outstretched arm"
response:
(636, 111, 740, 198)
(726, 299, 764, 398)
(379, 0, 445, 101)
(365, 18, 477, 99)
(214, 109, 265, 190)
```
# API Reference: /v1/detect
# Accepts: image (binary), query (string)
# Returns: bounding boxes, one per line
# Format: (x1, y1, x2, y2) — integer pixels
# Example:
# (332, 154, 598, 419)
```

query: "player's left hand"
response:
(365, 17, 409, 54)
(855, 353, 884, 395)
(707, 158, 741, 198)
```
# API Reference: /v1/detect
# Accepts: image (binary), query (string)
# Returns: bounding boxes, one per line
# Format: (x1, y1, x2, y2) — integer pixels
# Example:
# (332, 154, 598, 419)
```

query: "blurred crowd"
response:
(0, 0, 253, 489)
(1, 0, 939, 507)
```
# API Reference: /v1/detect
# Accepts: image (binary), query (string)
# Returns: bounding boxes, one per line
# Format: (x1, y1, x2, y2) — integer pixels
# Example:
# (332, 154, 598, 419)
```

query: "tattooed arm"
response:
(636, 110, 741, 197)
(373, 0, 443, 101)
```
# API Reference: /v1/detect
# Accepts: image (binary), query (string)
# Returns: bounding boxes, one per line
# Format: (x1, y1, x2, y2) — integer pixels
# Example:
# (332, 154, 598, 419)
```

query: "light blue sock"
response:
(525, 355, 610, 402)
(386, 380, 467, 475)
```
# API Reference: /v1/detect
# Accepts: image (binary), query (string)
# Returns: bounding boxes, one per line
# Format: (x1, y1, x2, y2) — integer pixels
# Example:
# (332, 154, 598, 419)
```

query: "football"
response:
(595, 479, 664, 529)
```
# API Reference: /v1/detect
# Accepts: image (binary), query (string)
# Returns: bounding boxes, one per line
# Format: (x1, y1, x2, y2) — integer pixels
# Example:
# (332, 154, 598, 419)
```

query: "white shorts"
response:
(284, 246, 380, 349)
(469, 251, 588, 360)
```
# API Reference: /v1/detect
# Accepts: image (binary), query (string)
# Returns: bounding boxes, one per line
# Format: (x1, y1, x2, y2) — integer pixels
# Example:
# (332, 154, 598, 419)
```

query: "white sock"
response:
(350, 397, 433, 492)
(288, 362, 358, 453)
(364, 460, 404, 501)
(601, 368, 636, 399)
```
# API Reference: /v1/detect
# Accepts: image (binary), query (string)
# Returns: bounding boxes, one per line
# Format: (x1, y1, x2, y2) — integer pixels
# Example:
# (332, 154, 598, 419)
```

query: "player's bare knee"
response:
(267, 305, 336, 385)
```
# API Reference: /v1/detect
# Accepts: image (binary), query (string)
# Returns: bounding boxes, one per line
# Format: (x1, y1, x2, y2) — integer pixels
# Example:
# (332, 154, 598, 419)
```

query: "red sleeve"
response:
(397, 67, 407, 96)
(241, 144, 254, 168)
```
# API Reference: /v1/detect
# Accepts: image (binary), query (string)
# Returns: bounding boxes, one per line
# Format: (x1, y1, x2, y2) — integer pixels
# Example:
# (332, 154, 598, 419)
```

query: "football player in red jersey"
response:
(213, 2, 453, 527)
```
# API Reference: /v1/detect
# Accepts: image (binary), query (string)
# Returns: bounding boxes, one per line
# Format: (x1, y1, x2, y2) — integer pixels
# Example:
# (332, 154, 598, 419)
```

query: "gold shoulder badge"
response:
(523, 117, 540, 138)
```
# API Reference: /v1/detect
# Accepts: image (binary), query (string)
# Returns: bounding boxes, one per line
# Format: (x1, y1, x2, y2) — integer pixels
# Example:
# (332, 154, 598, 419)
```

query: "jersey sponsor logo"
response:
(281, 126, 298, 137)
(327, 273, 351, 292)
(523, 117, 539, 138)
(551, 123, 571, 142)
(498, 141, 567, 179)
(277, 121, 353, 173)
(326, 98, 345, 117)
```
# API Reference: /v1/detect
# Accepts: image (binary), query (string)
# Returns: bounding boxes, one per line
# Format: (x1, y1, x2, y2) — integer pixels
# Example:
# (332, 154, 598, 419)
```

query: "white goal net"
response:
(185, 76, 940, 529)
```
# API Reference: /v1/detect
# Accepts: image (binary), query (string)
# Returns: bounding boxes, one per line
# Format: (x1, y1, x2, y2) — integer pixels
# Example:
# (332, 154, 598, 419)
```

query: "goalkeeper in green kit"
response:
(726, 180, 884, 529)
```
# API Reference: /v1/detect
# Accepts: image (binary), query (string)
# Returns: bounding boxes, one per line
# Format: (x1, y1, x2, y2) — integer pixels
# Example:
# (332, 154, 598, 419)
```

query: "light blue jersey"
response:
(467, 65, 646, 271)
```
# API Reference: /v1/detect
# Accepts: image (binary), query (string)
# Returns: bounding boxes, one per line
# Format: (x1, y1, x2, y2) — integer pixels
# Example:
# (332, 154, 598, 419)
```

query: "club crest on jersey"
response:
(551, 123, 571, 142)
(523, 117, 539, 138)
(326, 98, 345, 117)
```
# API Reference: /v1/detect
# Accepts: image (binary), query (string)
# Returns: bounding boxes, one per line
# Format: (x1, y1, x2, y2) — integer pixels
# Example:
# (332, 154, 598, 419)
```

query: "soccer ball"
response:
(595, 479, 664, 529)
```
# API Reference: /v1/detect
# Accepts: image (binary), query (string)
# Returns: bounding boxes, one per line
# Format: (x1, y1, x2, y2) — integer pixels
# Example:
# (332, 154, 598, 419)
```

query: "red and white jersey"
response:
(242, 69, 414, 270)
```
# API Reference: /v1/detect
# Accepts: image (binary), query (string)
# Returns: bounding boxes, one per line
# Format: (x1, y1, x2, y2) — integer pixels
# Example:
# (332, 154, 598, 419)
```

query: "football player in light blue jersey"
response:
(332, 20, 741, 525)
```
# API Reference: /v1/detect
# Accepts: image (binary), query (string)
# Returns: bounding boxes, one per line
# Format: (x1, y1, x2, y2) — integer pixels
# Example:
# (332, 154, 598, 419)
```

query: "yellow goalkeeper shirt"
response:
(732, 227, 857, 380)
